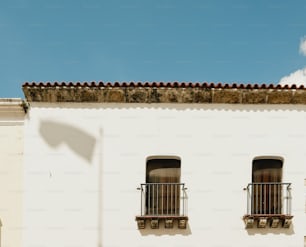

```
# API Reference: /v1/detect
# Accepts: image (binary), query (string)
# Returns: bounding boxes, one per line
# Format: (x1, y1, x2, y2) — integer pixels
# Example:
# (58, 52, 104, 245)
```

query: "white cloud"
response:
(278, 36, 306, 85)
(300, 36, 306, 56)
(279, 67, 306, 86)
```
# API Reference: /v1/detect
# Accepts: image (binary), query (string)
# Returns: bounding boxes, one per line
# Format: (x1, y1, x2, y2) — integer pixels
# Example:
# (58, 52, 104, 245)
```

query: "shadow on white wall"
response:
(39, 121, 103, 246)
(246, 225, 294, 235)
(139, 222, 192, 236)
(39, 120, 96, 163)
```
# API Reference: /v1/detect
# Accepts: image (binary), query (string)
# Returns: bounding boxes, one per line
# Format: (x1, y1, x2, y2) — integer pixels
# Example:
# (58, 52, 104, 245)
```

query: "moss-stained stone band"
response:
(22, 85, 306, 104)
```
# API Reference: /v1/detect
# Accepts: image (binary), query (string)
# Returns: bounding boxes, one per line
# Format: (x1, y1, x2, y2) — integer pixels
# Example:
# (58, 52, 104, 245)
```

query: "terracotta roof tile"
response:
(22, 81, 305, 89)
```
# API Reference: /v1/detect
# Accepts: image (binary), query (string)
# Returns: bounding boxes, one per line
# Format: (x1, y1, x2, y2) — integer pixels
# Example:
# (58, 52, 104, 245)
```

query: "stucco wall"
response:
(0, 113, 24, 247)
(23, 103, 306, 247)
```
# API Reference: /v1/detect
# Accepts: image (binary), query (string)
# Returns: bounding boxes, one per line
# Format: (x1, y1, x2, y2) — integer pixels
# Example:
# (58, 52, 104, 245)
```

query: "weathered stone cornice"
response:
(22, 83, 306, 104)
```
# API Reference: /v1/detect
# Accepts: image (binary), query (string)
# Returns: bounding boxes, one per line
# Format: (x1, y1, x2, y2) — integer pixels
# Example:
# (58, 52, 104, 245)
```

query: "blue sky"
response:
(1, 0, 306, 98)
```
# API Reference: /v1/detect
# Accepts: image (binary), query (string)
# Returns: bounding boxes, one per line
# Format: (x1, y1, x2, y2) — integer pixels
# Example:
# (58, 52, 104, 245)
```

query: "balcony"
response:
(243, 182, 293, 228)
(135, 183, 188, 229)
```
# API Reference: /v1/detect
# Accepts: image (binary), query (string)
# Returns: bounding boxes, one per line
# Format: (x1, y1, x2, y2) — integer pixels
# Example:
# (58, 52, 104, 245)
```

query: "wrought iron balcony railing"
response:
(243, 182, 293, 228)
(136, 183, 188, 229)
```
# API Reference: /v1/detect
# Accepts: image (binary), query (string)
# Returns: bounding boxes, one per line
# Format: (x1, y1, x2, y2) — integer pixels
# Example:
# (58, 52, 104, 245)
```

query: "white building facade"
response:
(21, 82, 306, 247)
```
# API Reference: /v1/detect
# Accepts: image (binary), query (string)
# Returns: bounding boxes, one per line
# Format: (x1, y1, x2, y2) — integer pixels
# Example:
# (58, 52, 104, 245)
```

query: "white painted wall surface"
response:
(0, 100, 24, 247)
(23, 103, 306, 247)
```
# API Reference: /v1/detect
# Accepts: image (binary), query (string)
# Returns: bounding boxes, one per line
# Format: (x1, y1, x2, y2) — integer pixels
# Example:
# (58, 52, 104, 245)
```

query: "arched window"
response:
(251, 157, 283, 214)
(145, 157, 181, 215)
(136, 156, 188, 229)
